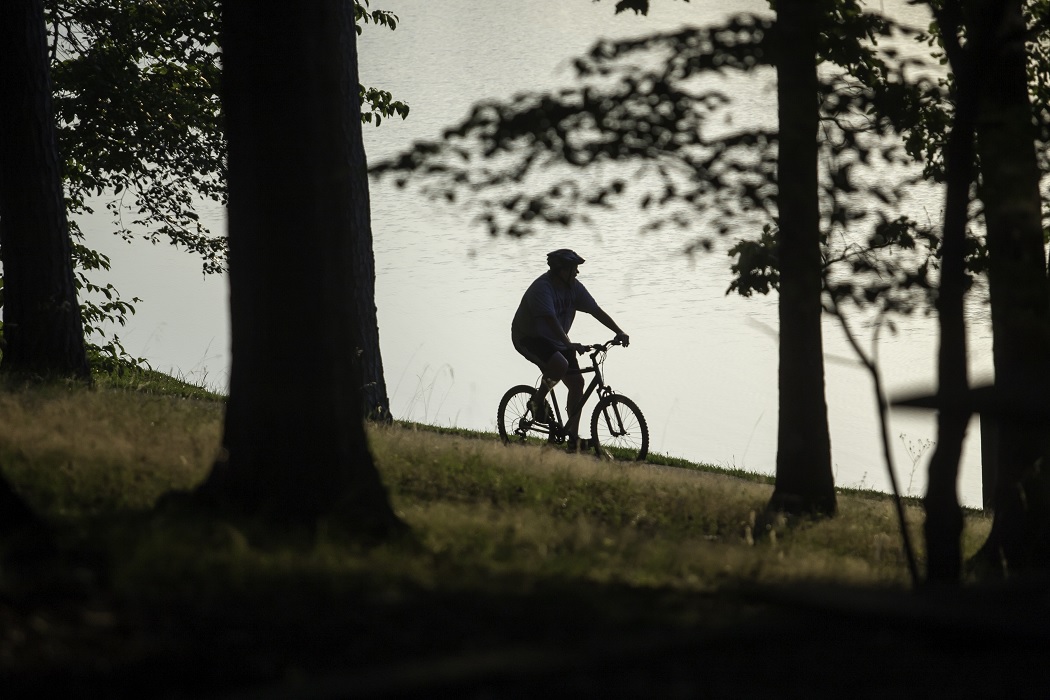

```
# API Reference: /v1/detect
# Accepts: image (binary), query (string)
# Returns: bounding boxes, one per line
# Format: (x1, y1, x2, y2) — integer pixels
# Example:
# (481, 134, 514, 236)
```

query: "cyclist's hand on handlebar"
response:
(614, 332, 630, 348)
(571, 342, 588, 355)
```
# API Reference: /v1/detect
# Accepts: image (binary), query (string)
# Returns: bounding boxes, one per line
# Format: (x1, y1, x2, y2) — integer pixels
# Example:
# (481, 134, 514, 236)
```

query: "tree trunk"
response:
(198, 0, 403, 535)
(343, 15, 392, 422)
(972, 0, 1050, 573)
(0, 0, 89, 379)
(923, 0, 977, 584)
(0, 470, 37, 536)
(350, 221, 392, 422)
(768, 0, 836, 516)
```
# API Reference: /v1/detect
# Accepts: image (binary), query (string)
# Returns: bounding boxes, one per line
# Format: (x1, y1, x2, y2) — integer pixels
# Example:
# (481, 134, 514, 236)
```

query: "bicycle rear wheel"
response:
(497, 385, 555, 446)
(591, 394, 648, 461)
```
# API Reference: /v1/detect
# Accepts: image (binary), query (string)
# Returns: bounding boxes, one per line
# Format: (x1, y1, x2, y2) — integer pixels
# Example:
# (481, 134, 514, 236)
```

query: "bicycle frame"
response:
(539, 344, 616, 440)
(499, 338, 645, 459)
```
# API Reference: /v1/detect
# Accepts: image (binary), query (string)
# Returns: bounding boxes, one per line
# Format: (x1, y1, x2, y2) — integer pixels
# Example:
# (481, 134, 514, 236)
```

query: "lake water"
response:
(80, 0, 992, 507)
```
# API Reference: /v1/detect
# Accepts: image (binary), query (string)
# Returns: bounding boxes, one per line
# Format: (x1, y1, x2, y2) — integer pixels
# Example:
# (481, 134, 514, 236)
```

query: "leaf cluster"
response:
(44, 0, 409, 277)
(47, 0, 228, 273)
(372, 7, 948, 316)
(372, 16, 779, 240)
(0, 0, 412, 370)
(361, 85, 410, 127)
(354, 0, 400, 33)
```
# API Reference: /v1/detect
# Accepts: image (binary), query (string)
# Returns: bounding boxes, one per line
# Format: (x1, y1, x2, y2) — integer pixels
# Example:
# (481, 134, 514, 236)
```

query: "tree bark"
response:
(972, 0, 1050, 572)
(0, 470, 37, 536)
(768, 0, 836, 516)
(922, 0, 977, 584)
(341, 11, 392, 422)
(198, 0, 403, 534)
(0, 0, 89, 379)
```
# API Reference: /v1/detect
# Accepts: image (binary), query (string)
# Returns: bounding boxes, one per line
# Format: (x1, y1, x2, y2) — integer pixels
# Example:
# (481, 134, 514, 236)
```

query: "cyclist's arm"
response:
(589, 306, 629, 347)
(539, 315, 577, 350)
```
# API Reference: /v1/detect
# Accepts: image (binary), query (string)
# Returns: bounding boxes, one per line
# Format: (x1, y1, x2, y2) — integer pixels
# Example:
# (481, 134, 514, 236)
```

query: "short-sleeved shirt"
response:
(511, 271, 599, 349)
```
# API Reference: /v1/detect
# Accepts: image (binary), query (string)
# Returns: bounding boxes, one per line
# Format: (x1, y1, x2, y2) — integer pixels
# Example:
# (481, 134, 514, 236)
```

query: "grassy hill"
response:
(3, 372, 1045, 698)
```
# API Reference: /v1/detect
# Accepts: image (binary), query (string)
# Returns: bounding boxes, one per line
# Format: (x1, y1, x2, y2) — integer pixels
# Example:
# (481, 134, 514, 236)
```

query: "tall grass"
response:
(0, 375, 223, 516)
(0, 377, 992, 600)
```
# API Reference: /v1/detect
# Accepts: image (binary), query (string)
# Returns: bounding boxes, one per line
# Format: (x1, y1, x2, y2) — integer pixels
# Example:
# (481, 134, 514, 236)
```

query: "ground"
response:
(3, 563, 1049, 699)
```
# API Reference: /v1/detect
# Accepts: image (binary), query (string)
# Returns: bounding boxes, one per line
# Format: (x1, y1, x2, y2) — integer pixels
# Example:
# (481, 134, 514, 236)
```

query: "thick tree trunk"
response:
(341, 10, 391, 422)
(199, 0, 403, 534)
(0, 470, 37, 536)
(768, 0, 836, 516)
(350, 225, 391, 422)
(0, 0, 89, 379)
(973, 0, 1050, 572)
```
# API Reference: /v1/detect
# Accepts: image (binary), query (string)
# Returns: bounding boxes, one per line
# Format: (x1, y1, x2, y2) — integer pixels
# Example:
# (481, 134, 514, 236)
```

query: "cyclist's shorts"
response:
(513, 335, 579, 372)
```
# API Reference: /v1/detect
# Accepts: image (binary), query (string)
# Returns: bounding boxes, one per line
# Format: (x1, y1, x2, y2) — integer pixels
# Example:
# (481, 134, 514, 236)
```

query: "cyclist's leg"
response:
(513, 336, 569, 411)
(563, 356, 585, 440)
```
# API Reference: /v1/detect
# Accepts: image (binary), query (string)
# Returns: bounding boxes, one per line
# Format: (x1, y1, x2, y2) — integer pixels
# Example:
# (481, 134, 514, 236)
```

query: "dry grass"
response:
(0, 381, 992, 595)
(0, 380, 1010, 698)
(370, 426, 990, 590)
(0, 382, 222, 515)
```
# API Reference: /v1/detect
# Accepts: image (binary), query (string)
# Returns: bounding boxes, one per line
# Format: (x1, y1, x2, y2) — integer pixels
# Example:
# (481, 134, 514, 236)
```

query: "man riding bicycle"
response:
(511, 249, 630, 451)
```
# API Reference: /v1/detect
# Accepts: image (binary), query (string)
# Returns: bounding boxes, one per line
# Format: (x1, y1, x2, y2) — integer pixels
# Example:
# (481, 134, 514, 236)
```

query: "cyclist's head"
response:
(547, 249, 585, 270)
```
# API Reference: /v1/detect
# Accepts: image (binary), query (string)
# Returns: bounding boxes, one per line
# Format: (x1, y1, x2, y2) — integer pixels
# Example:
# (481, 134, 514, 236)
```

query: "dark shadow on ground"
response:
(3, 560, 1049, 699)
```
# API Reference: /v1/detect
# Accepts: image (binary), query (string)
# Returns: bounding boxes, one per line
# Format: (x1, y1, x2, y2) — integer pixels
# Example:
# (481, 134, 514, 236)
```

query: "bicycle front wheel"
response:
(497, 385, 555, 446)
(591, 394, 648, 461)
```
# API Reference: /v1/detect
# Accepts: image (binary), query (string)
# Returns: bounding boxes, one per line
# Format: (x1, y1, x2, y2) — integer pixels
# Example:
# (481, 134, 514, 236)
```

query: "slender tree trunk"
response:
(198, 0, 403, 535)
(768, 0, 836, 516)
(0, 0, 89, 379)
(973, 0, 1050, 572)
(923, 0, 976, 584)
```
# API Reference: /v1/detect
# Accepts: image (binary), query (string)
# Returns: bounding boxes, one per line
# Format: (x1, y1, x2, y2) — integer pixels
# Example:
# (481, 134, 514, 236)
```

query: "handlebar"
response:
(576, 338, 626, 355)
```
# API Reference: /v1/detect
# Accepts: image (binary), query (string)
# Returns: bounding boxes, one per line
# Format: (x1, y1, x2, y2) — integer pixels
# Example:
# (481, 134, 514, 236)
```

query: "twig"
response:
(827, 299, 921, 587)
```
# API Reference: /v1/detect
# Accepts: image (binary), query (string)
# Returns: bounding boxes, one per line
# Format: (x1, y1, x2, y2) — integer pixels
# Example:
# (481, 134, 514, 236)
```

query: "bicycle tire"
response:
(590, 394, 648, 461)
(497, 385, 556, 446)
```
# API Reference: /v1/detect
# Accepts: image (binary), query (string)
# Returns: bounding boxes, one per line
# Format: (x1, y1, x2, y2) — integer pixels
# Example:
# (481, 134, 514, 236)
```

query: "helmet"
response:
(546, 249, 585, 269)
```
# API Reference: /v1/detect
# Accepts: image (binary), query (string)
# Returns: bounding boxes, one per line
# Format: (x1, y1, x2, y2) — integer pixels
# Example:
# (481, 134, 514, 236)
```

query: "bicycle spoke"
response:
(497, 385, 557, 448)
(591, 394, 648, 461)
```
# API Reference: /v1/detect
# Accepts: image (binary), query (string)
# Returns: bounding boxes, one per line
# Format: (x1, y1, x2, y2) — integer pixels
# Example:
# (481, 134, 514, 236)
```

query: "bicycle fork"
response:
(596, 389, 629, 438)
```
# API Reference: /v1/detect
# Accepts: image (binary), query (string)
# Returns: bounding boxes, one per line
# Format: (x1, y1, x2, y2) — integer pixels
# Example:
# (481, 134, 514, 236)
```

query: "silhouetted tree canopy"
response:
(371, 9, 946, 319)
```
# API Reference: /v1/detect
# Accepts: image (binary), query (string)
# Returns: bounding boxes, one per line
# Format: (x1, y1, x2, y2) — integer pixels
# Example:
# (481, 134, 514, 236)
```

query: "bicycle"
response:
(496, 339, 649, 461)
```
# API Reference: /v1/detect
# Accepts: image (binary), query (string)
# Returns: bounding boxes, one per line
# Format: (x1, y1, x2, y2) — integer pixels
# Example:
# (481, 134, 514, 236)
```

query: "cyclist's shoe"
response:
(529, 395, 547, 423)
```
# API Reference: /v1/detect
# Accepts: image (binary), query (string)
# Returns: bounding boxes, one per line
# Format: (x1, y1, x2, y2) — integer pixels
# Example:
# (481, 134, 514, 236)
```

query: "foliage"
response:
(47, 0, 228, 272)
(371, 8, 947, 318)
(902, 0, 1050, 259)
(355, 1, 410, 125)
(0, 0, 409, 370)
(597, 0, 691, 16)
(45, 0, 407, 274)
(354, 0, 399, 32)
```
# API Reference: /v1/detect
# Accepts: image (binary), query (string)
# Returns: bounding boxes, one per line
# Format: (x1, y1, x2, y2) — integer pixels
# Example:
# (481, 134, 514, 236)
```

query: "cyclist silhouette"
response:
(511, 249, 630, 450)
